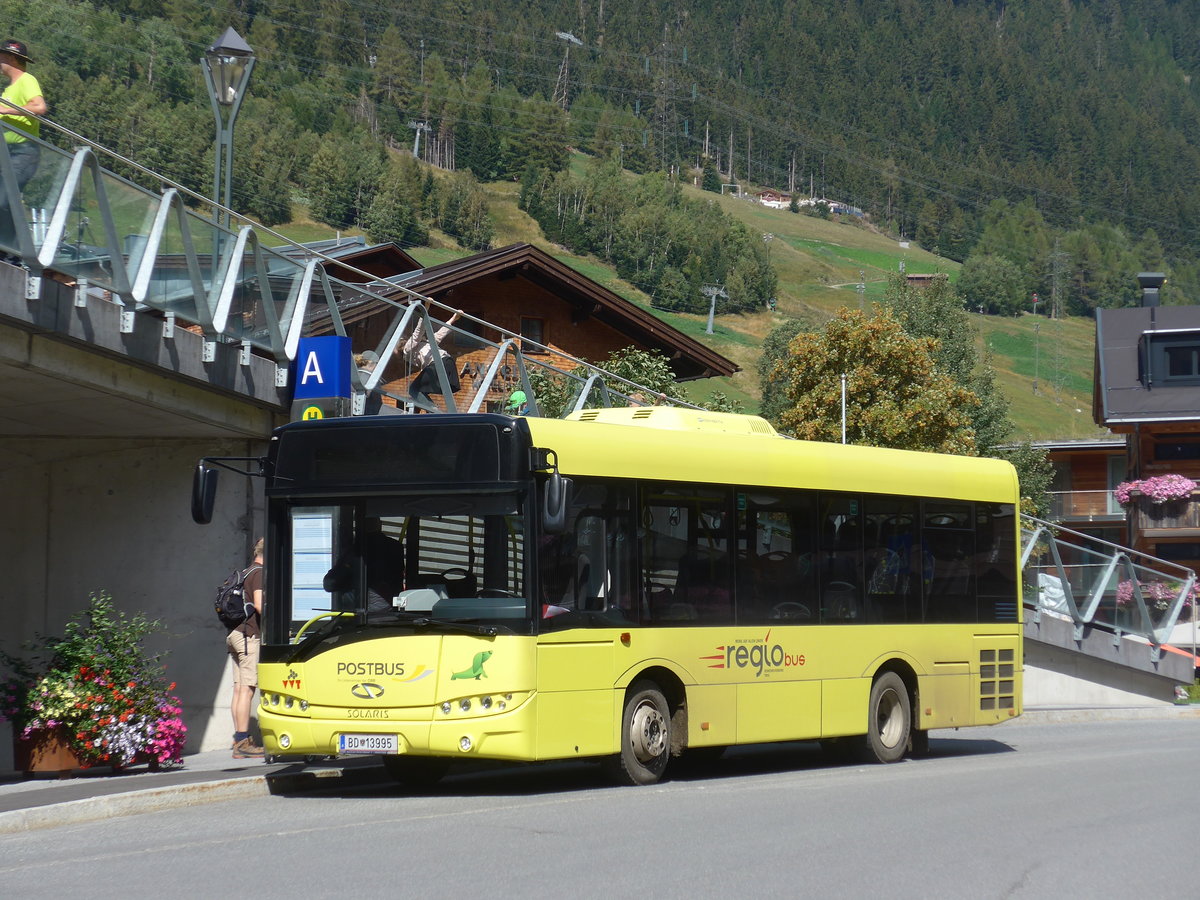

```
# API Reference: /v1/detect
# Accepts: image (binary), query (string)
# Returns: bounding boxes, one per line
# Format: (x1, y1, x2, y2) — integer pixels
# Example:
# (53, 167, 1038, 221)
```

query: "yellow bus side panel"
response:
(535, 640, 617, 758)
(821, 678, 871, 737)
(916, 673, 973, 729)
(735, 680, 821, 743)
(537, 640, 615, 691)
(536, 691, 615, 758)
(684, 683, 737, 748)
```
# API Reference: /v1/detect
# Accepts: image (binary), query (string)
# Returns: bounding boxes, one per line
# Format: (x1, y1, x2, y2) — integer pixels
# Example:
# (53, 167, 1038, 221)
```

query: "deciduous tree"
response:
(773, 307, 979, 454)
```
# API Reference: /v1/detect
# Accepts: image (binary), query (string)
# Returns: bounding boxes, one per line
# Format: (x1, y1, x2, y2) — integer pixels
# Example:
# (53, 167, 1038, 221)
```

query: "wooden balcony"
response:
(1129, 492, 1200, 539)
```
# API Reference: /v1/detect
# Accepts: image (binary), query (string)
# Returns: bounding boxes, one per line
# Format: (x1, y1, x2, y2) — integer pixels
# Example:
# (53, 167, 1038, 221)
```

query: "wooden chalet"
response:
(305, 241, 738, 411)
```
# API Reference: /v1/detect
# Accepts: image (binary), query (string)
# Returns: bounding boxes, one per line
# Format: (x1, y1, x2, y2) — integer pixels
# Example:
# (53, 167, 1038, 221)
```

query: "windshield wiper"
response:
(385, 611, 500, 637)
(286, 613, 355, 663)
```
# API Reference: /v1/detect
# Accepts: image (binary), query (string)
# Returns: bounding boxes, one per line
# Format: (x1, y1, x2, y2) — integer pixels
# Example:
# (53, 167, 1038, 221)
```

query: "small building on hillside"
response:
(756, 189, 791, 209)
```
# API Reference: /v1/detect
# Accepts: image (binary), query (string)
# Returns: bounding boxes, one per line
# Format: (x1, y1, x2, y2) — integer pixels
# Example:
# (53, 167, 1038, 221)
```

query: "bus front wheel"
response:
(857, 672, 911, 764)
(607, 681, 671, 786)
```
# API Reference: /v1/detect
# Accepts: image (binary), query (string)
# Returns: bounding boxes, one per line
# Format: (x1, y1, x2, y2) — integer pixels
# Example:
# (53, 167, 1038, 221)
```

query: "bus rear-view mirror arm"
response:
(191, 456, 268, 525)
(531, 447, 573, 535)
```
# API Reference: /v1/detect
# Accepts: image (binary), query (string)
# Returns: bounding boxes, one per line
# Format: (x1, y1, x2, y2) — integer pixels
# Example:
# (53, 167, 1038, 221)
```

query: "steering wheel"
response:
(441, 567, 471, 582)
(769, 602, 811, 620)
(478, 587, 517, 598)
(762, 551, 790, 563)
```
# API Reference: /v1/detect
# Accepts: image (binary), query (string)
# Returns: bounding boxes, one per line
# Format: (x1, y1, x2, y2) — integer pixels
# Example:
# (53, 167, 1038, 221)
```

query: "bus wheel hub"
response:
(630, 699, 666, 762)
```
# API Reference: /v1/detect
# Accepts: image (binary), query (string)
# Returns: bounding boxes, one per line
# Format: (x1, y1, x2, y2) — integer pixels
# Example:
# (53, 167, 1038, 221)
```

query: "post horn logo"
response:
(351, 683, 385, 700)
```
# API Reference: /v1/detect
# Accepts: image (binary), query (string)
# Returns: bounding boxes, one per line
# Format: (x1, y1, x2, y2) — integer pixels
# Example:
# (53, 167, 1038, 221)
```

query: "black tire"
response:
(606, 680, 672, 785)
(856, 671, 911, 764)
(381, 755, 450, 789)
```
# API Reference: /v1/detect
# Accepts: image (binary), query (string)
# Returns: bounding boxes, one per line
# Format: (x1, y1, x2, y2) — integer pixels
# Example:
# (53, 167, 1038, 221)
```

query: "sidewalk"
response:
(3, 705, 1198, 834)
(0, 747, 385, 835)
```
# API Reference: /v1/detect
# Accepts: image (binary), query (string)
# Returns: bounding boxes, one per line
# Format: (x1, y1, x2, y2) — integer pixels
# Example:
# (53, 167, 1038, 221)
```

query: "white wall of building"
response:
(0, 436, 267, 764)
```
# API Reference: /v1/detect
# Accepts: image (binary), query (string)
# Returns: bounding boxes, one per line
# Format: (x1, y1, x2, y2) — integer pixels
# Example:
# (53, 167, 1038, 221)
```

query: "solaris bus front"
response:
(254, 414, 576, 784)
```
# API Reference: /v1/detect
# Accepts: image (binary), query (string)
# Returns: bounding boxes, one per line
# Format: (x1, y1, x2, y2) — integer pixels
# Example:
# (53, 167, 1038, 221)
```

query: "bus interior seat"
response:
(822, 580, 860, 621)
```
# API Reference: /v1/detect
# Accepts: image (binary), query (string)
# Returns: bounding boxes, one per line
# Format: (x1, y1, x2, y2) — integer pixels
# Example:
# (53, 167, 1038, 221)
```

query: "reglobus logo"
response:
(701, 631, 806, 677)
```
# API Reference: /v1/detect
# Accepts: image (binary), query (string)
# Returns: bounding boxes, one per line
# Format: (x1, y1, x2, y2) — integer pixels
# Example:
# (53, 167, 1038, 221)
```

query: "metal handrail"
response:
(1020, 514, 1196, 653)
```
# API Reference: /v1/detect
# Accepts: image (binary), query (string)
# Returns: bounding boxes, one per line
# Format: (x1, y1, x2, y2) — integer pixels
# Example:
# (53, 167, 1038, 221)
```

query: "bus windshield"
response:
(276, 491, 529, 644)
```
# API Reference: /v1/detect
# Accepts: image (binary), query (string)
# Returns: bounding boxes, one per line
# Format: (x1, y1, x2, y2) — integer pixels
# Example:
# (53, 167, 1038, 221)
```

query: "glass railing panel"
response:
(257, 246, 308, 354)
(219, 239, 265, 347)
(140, 204, 219, 326)
(44, 167, 107, 286)
(1120, 561, 1193, 633)
(96, 168, 158, 296)
(16, 133, 71, 259)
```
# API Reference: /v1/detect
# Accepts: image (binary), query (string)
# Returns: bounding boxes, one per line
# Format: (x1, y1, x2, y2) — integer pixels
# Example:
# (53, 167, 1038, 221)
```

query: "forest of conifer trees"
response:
(14, 0, 1200, 310)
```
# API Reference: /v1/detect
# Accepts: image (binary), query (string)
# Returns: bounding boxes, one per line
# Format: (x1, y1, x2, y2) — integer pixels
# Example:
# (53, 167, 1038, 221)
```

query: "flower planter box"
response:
(14, 728, 84, 775)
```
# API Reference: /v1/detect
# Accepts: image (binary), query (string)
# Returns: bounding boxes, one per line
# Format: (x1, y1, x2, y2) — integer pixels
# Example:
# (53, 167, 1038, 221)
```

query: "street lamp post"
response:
(201, 27, 255, 231)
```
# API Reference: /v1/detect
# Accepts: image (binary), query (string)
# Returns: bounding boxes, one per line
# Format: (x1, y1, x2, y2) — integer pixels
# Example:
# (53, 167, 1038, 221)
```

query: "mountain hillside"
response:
(373, 159, 1104, 441)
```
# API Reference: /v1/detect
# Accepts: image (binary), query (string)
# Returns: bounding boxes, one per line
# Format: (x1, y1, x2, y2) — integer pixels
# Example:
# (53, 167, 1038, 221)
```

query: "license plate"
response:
(339, 733, 398, 754)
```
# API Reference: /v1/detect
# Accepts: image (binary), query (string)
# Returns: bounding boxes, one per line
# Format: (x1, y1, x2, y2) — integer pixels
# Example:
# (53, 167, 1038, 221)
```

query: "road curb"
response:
(1008, 705, 1200, 725)
(0, 776, 270, 835)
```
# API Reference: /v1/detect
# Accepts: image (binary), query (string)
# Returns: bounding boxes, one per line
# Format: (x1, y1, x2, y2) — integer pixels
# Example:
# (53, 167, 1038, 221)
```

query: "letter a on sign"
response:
(300, 351, 325, 386)
(292, 335, 351, 401)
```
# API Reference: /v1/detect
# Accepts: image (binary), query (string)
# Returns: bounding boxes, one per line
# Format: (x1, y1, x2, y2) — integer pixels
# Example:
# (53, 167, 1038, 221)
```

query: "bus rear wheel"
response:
(607, 681, 671, 786)
(382, 755, 450, 789)
(856, 671, 911, 764)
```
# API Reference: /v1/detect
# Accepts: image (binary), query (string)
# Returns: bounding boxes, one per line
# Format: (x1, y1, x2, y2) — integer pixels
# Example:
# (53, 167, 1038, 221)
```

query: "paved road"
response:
(1, 718, 1195, 899)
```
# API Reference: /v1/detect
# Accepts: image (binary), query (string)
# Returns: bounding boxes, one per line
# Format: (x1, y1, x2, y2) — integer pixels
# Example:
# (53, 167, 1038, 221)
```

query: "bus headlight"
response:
(459, 698, 471, 712)
(459, 736, 473, 752)
(440, 701, 452, 714)
(480, 696, 493, 709)
(279, 734, 291, 749)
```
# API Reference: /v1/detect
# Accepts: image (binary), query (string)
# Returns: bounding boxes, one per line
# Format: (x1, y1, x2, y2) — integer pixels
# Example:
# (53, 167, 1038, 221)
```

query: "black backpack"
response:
(215, 565, 259, 630)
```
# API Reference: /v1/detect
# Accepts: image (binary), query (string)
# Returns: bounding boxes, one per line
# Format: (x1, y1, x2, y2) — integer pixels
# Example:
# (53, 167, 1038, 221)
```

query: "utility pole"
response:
(728, 130, 734, 182)
(704, 120, 710, 159)
(857, 270, 866, 310)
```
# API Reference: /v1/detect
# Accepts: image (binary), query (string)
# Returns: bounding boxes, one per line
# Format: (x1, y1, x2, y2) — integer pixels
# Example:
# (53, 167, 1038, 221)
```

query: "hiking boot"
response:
(232, 738, 265, 759)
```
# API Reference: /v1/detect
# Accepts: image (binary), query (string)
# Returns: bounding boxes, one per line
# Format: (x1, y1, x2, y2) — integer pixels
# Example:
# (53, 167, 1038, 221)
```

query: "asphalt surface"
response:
(2, 705, 1197, 834)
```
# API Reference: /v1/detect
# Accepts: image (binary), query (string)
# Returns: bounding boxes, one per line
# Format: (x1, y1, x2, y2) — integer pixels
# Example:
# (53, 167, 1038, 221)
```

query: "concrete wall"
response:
(1024, 644, 1179, 707)
(0, 436, 267, 763)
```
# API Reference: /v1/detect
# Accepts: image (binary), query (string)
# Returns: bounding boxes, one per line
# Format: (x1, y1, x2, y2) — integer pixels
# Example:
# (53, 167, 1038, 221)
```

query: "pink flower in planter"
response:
(1113, 474, 1197, 506)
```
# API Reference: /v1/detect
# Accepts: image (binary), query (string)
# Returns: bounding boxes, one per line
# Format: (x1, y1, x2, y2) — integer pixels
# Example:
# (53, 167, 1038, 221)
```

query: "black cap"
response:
(0, 40, 32, 63)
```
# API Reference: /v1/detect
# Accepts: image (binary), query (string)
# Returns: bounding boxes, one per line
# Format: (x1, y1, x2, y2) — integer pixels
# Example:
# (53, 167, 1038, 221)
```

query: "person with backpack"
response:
(225, 537, 265, 759)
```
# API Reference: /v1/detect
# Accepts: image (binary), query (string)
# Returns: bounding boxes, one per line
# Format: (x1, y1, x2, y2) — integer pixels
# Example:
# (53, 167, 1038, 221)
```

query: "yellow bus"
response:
(232, 408, 1021, 785)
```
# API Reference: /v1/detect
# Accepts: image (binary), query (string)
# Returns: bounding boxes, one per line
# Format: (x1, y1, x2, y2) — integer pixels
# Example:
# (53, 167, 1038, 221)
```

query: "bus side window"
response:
(976, 503, 1018, 621)
(539, 480, 636, 630)
(864, 500, 919, 624)
(736, 490, 816, 625)
(819, 493, 864, 622)
(922, 501, 977, 622)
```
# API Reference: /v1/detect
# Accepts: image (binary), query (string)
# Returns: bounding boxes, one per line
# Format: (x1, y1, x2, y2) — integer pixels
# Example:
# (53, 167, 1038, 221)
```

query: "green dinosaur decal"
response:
(451, 650, 492, 680)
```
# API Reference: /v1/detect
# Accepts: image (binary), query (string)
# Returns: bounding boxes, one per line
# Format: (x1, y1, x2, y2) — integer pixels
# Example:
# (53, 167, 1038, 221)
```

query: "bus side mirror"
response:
(542, 472, 573, 535)
(191, 463, 219, 524)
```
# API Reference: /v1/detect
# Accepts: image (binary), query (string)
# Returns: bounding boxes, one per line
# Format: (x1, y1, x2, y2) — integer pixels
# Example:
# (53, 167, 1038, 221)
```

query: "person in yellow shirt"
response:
(0, 39, 45, 257)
